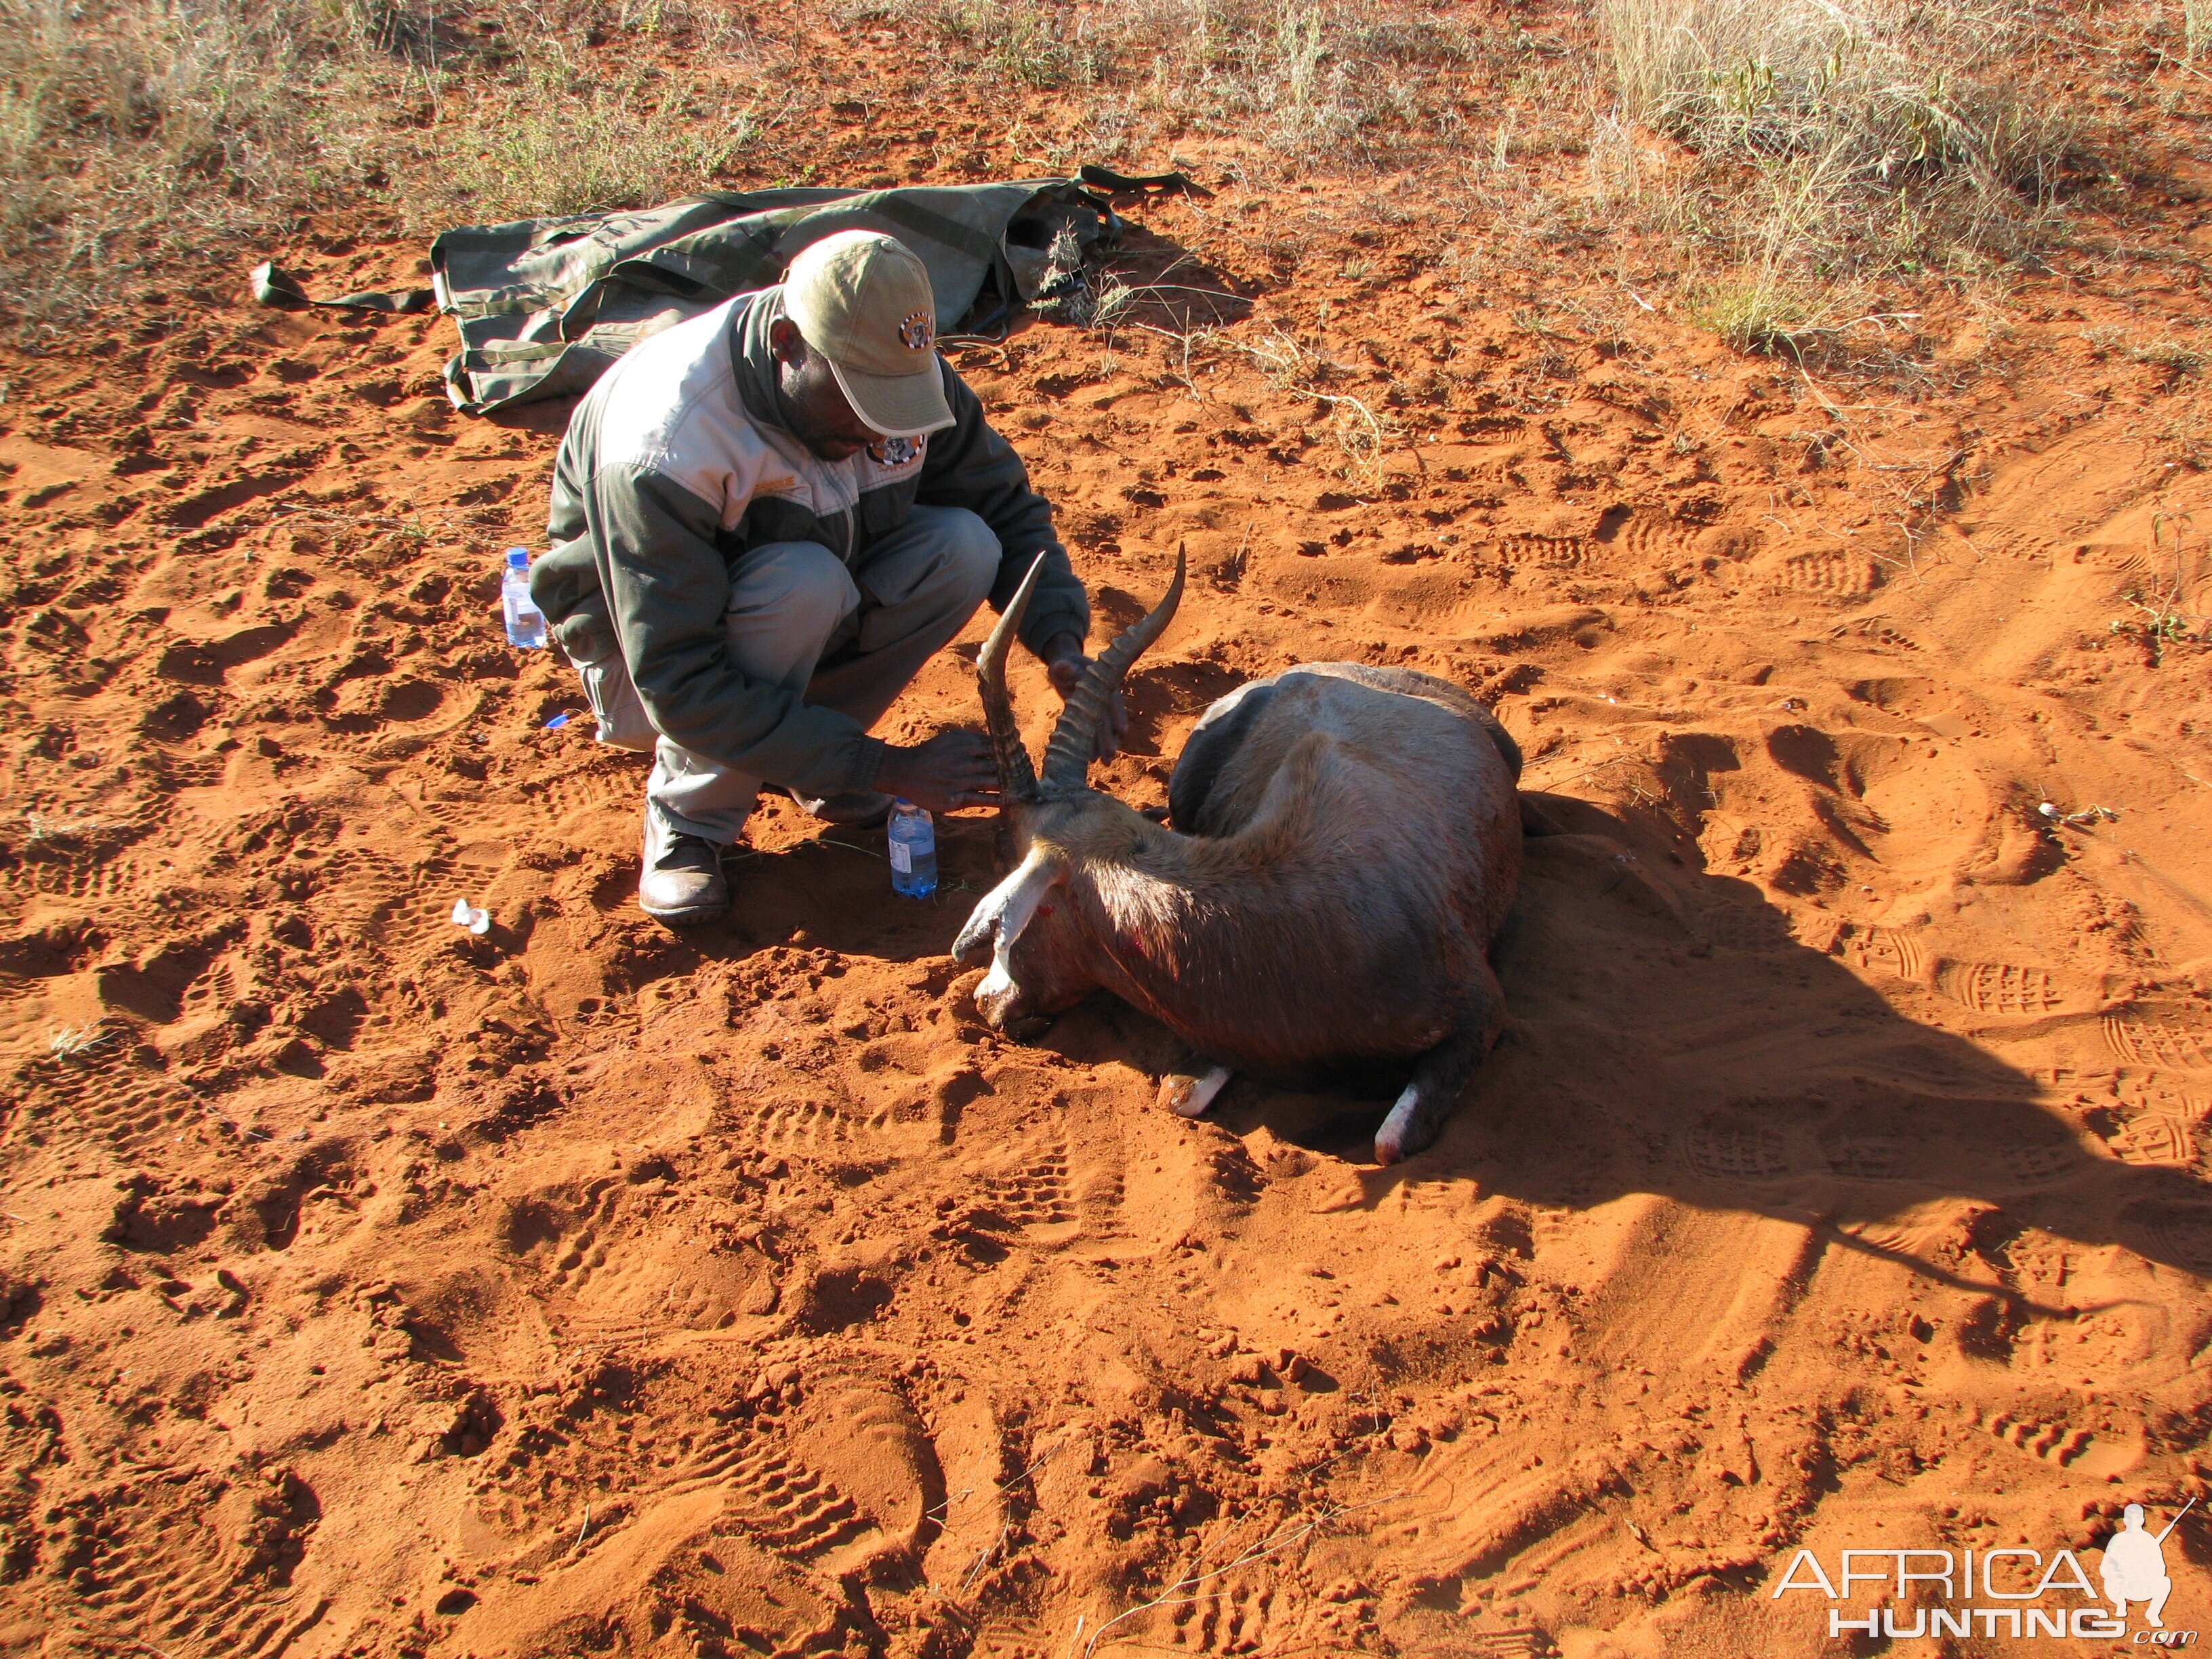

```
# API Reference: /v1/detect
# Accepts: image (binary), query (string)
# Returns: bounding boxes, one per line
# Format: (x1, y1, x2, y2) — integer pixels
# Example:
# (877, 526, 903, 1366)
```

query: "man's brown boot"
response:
(638, 832, 729, 926)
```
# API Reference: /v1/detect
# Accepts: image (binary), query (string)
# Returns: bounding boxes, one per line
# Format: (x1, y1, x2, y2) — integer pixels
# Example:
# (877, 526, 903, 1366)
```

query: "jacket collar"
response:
(729, 287, 792, 434)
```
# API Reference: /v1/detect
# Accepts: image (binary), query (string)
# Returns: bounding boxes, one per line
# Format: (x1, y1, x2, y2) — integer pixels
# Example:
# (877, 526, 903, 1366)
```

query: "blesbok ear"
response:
(951, 846, 1066, 970)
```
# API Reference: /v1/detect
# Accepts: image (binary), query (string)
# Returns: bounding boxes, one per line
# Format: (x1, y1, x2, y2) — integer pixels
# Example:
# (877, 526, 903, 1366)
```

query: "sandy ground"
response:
(6, 152, 2212, 1659)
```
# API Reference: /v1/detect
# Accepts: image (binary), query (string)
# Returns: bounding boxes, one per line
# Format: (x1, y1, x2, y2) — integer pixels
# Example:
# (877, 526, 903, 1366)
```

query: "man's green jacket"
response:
(531, 287, 1088, 798)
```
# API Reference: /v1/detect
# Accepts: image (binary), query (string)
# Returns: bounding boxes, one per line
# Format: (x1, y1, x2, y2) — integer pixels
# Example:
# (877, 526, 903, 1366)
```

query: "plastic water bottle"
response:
(501, 546, 546, 649)
(887, 800, 937, 898)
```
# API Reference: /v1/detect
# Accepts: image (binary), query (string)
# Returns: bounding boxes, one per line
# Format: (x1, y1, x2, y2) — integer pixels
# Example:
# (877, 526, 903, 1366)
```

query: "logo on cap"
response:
(900, 310, 933, 353)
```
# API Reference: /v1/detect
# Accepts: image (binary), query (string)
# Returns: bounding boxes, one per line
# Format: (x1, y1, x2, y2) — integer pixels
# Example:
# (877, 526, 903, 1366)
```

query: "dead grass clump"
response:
(1225, 324, 1396, 485)
(0, 0, 388, 328)
(2085, 325, 2209, 382)
(927, 0, 1113, 89)
(1606, 0, 2081, 201)
(0, 0, 771, 338)
(438, 67, 756, 223)
(1601, 0, 2093, 354)
(919, 0, 1478, 162)
(1160, 0, 1477, 155)
(2129, 337, 2207, 378)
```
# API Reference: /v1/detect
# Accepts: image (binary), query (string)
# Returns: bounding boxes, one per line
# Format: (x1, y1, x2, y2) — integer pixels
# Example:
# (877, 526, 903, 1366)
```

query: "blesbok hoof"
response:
(1373, 1082, 1435, 1166)
(1158, 1064, 1233, 1119)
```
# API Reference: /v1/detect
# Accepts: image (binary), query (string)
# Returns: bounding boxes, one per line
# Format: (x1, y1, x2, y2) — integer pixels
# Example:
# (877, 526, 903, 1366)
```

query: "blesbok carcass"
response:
(951, 548, 1525, 1164)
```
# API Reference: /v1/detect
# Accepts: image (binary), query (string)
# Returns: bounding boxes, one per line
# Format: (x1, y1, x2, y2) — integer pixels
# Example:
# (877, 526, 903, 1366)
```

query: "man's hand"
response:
(1042, 632, 1127, 763)
(875, 729, 1000, 814)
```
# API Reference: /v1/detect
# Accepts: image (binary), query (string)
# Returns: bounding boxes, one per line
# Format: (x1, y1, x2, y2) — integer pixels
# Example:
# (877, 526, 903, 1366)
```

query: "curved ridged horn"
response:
(978, 552, 1043, 803)
(1040, 543, 1187, 794)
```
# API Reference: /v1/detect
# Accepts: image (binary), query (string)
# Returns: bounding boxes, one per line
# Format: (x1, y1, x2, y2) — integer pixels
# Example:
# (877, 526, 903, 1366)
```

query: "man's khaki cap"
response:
(784, 230, 955, 440)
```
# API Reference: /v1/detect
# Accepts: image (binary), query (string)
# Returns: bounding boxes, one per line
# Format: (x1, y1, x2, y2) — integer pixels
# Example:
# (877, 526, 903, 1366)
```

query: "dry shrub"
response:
(1604, 0, 2077, 189)
(1148, 0, 1475, 154)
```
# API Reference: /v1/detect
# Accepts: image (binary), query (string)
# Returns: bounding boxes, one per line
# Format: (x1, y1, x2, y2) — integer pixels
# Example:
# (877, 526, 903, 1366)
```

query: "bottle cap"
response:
(893, 798, 916, 810)
(505, 546, 530, 567)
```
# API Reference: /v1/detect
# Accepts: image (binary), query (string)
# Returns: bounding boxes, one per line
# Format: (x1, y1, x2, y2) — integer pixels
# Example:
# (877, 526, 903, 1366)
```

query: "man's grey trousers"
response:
(569, 504, 1000, 855)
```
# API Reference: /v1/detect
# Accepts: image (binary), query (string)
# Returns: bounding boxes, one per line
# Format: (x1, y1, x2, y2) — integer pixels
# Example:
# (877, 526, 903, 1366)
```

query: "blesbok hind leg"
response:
(1374, 960, 1506, 1165)
(1159, 1063, 1235, 1120)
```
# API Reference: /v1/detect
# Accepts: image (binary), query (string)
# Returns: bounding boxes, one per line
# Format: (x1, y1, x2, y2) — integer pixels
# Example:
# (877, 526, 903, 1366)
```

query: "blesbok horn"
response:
(1040, 544, 1187, 794)
(978, 552, 1044, 803)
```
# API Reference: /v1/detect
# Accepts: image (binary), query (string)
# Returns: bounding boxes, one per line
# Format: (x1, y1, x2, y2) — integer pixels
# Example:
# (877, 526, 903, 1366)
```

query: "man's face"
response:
(769, 317, 882, 461)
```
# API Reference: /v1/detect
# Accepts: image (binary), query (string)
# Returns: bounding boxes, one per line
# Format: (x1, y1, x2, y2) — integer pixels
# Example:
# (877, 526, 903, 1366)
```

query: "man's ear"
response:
(768, 315, 805, 365)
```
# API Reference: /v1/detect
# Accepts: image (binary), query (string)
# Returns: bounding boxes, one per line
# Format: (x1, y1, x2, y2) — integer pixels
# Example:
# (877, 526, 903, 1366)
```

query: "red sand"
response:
(5, 175, 2212, 1658)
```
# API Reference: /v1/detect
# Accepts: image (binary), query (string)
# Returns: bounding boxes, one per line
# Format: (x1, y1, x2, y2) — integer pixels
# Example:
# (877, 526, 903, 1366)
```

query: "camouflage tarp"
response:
(426, 173, 1159, 415)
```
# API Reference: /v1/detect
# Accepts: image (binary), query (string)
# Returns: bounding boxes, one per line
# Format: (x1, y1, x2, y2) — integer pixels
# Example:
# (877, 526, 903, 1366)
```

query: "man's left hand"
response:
(1042, 632, 1128, 763)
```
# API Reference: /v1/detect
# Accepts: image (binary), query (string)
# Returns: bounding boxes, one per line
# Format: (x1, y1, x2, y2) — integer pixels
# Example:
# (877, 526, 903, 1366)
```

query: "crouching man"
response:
(529, 230, 1120, 926)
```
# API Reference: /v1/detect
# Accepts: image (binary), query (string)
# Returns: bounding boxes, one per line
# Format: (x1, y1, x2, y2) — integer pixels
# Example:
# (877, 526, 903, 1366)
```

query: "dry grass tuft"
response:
(920, 0, 1481, 160)
(926, 0, 1114, 90)
(0, 0, 1492, 342)
(0, 0, 768, 337)
(0, 0, 2165, 369)
(1599, 0, 2097, 354)
(1604, 0, 2081, 197)
(441, 64, 760, 223)
(0, 0, 384, 327)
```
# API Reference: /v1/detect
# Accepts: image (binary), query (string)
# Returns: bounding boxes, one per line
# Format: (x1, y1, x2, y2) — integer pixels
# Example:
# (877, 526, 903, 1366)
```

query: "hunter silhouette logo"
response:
(1769, 1496, 2198, 1643)
(2104, 1500, 2192, 1630)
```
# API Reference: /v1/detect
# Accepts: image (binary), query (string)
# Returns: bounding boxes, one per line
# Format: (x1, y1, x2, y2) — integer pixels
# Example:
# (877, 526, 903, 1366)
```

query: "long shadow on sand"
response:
(604, 808, 1018, 973)
(1020, 791, 2212, 1292)
(632, 777, 2212, 1292)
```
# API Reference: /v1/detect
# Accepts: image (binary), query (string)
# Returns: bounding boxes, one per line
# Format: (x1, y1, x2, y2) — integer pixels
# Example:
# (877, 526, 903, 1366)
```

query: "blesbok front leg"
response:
(1158, 1063, 1235, 1119)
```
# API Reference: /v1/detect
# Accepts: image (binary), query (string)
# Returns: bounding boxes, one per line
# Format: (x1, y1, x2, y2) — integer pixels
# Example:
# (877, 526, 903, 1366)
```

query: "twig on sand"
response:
(269, 502, 428, 536)
(928, 1441, 1061, 1525)
(962, 1522, 1015, 1592)
(817, 832, 979, 895)
(1073, 1490, 1406, 1658)
(932, 1442, 1065, 1595)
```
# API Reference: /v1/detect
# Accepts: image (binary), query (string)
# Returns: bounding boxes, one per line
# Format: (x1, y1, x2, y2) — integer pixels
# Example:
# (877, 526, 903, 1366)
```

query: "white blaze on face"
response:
(953, 847, 1065, 1010)
(978, 952, 1018, 1003)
